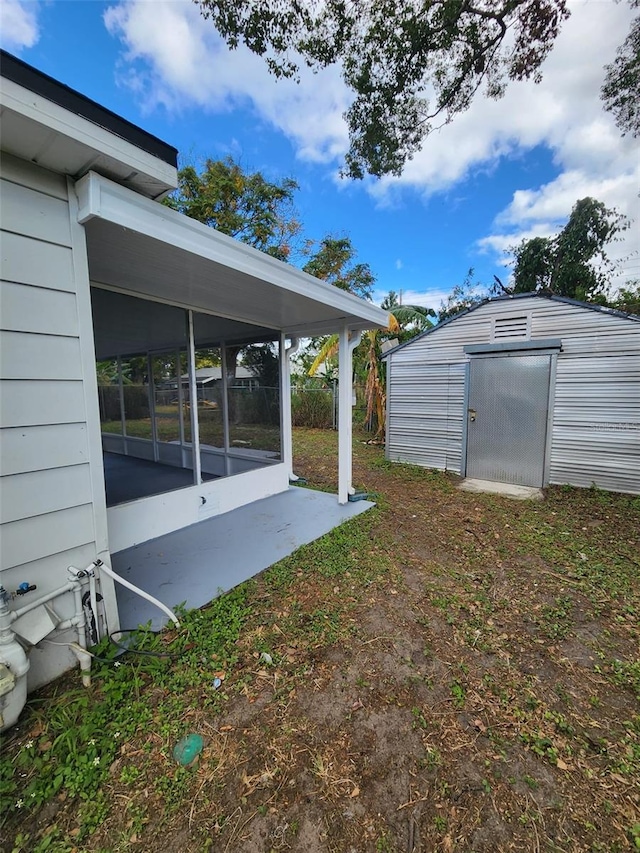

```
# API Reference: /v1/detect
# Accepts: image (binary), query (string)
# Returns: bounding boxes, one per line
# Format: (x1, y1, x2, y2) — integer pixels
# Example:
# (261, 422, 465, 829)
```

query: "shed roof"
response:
(382, 292, 640, 359)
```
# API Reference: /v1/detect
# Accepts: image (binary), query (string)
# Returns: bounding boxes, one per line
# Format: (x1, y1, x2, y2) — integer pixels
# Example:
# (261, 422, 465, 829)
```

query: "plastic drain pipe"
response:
(61, 568, 93, 686)
(0, 573, 90, 729)
(92, 560, 180, 628)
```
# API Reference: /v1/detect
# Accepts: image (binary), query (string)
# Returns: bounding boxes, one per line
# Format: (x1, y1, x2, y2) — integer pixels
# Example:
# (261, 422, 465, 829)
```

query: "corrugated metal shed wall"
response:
(386, 297, 640, 494)
(387, 362, 466, 471)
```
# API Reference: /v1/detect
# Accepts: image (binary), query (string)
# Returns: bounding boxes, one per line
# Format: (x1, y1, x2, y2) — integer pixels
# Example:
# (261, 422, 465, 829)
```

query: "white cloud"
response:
(371, 2, 637, 195)
(103, 0, 350, 164)
(0, 0, 40, 51)
(373, 286, 451, 313)
(395, 259, 403, 270)
(103, 0, 639, 285)
(364, 1, 639, 284)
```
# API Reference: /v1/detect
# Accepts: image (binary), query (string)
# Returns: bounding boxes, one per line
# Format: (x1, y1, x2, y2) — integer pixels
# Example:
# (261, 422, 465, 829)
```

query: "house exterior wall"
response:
(386, 297, 640, 494)
(0, 154, 117, 689)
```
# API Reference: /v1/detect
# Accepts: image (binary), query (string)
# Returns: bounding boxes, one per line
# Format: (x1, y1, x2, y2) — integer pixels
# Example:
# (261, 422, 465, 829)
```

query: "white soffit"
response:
(76, 172, 390, 336)
(0, 78, 176, 199)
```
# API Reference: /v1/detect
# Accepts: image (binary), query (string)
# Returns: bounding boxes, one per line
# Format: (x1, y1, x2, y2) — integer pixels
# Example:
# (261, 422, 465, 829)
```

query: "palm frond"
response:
(308, 334, 339, 376)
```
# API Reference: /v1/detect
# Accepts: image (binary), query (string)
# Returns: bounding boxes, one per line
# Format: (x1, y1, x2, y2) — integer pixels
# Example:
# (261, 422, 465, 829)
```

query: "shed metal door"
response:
(465, 354, 552, 487)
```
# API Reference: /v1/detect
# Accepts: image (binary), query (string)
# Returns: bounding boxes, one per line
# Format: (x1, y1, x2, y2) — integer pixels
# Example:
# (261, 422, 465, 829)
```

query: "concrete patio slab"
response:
(458, 478, 544, 500)
(111, 486, 374, 629)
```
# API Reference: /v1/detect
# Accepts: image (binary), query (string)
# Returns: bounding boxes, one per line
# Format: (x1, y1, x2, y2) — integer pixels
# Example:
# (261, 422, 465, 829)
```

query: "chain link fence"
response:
(291, 383, 375, 432)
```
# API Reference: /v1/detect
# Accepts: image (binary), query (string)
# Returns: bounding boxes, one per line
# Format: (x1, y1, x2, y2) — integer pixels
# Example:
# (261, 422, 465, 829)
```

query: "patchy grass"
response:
(2, 428, 639, 852)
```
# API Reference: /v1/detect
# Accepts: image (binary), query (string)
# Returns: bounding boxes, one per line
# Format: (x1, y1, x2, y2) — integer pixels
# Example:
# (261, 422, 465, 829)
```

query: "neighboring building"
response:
(0, 50, 387, 710)
(190, 366, 260, 391)
(384, 294, 640, 494)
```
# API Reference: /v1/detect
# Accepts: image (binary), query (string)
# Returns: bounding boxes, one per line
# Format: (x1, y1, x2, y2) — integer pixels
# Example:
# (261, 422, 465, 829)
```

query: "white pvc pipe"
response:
(2, 575, 94, 692)
(96, 561, 180, 627)
(71, 581, 92, 687)
(10, 580, 77, 622)
(73, 583, 86, 651)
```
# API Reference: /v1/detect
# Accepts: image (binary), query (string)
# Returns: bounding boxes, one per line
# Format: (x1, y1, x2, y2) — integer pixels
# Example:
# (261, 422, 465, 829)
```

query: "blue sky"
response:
(2, 0, 638, 310)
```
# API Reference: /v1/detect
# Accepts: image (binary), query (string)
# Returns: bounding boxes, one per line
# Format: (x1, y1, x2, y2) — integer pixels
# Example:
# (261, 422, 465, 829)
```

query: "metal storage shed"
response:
(0, 51, 387, 721)
(384, 294, 640, 495)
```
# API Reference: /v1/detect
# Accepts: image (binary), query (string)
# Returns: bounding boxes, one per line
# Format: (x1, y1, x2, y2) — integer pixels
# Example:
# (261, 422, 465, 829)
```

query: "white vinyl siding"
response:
(0, 379, 86, 426)
(1, 506, 97, 570)
(0, 423, 90, 475)
(0, 331, 83, 380)
(1, 233, 76, 292)
(0, 281, 79, 335)
(0, 157, 98, 605)
(1, 179, 72, 246)
(386, 297, 640, 494)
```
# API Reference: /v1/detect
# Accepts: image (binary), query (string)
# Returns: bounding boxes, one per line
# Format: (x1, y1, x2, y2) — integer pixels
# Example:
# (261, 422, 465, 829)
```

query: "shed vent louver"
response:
(493, 315, 529, 340)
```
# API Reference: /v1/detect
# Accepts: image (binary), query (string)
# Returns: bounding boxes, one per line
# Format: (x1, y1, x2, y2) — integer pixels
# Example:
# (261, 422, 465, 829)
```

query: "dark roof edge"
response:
(1, 50, 178, 168)
(382, 291, 640, 359)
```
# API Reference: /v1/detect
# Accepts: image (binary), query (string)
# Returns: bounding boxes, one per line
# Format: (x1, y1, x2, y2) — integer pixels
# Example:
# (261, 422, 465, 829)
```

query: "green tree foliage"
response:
(241, 343, 280, 387)
(602, 1, 640, 138)
(511, 197, 629, 303)
(307, 291, 434, 437)
(165, 156, 301, 260)
(381, 290, 435, 342)
(166, 156, 304, 384)
(438, 268, 488, 321)
(300, 236, 377, 382)
(302, 236, 375, 300)
(196, 0, 569, 178)
(609, 281, 640, 315)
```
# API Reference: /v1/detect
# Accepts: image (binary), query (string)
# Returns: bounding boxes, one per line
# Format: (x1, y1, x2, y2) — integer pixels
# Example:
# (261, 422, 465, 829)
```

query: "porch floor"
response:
(104, 452, 216, 506)
(111, 486, 374, 629)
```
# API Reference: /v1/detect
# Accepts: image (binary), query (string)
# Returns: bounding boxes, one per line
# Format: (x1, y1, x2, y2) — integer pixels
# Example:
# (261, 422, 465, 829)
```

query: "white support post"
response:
(117, 355, 126, 448)
(148, 353, 158, 463)
(187, 310, 202, 485)
(176, 348, 186, 469)
(338, 326, 362, 504)
(220, 343, 232, 476)
(280, 334, 300, 481)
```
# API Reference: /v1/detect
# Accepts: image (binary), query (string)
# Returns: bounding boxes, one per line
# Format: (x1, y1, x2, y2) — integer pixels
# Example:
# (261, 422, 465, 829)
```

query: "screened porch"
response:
(92, 287, 284, 508)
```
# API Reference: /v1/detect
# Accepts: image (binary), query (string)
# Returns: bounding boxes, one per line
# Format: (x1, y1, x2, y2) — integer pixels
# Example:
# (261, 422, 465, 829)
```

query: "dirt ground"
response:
(2, 429, 639, 852)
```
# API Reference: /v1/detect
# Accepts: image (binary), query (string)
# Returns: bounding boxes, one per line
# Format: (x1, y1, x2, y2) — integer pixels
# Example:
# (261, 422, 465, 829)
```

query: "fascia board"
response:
(76, 171, 390, 330)
(1, 78, 177, 192)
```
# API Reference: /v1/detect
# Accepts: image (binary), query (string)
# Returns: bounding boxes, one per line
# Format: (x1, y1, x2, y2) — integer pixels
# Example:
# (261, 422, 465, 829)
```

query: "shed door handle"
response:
(468, 408, 476, 422)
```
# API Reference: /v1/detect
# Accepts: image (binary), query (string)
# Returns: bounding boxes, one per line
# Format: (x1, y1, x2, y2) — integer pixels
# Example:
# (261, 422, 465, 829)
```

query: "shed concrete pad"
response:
(458, 478, 544, 500)
(111, 486, 374, 630)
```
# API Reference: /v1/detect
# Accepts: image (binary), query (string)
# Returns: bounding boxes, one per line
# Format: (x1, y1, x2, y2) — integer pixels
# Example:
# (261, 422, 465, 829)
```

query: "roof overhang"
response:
(0, 51, 177, 199)
(77, 172, 390, 337)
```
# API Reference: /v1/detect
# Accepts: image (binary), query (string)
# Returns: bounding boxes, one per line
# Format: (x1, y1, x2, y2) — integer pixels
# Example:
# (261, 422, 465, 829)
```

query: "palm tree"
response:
(308, 293, 434, 438)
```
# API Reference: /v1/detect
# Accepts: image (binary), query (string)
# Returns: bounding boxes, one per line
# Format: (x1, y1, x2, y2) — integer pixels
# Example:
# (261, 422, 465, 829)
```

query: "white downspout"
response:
(281, 334, 300, 482)
(338, 326, 363, 504)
